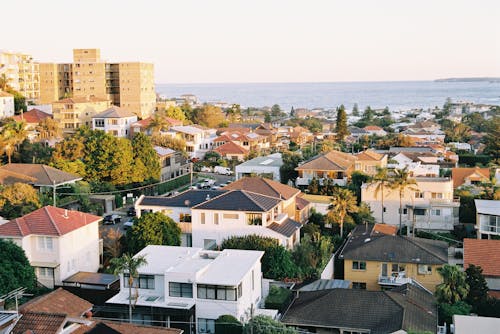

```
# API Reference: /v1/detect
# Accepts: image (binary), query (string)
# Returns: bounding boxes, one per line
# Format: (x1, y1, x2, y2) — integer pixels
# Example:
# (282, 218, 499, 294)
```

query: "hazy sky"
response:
(3, 0, 500, 83)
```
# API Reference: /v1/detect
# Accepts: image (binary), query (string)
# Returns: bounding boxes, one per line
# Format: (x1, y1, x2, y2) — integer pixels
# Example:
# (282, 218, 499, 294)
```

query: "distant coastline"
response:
(435, 77, 500, 83)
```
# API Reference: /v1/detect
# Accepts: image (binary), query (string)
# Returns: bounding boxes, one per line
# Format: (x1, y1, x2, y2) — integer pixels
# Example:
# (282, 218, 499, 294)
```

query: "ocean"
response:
(156, 81, 500, 111)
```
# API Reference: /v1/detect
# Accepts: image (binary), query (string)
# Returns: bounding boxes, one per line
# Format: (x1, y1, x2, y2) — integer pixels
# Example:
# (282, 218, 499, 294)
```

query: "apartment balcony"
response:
(295, 177, 347, 187)
(429, 198, 460, 207)
(413, 216, 457, 231)
(378, 274, 411, 287)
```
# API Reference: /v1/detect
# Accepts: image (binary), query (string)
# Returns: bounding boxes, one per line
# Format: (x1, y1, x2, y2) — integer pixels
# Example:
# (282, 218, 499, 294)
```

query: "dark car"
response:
(103, 214, 121, 225)
(127, 207, 136, 217)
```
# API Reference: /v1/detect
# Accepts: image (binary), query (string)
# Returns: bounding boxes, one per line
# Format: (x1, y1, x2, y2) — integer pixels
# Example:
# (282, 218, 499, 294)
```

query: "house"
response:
(295, 150, 357, 186)
(475, 199, 500, 239)
(104, 245, 266, 334)
(169, 125, 216, 160)
(338, 223, 448, 292)
(134, 190, 227, 246)
(0, 90, 14, 118)
(0, 163, 82, 193)
(362, 177, 460, 231)
(281, 284, 437, 334)
(463, 238, 500, 298)
(213, 141, 248, 161)
(348, 126, 368, 139)
(91, 106, 138, 137)
(154, 146, 190, 182)
(402, 128, 446, 144)
(13, 108, 52, 129)
(363, 125, 387, 136)
(52, 96, 111, 135)
(290, 126, 314, 145)
(389, 152, 440, 177)
(223, 176, 309, 224)
(0, 206, 101, 288)
(130, 116, 183, 137)
(234, 153, 283, 181)
(354, 150, 388, 176)
(191, 190, 302, 249)
(452, 167, 490, 188)
(453, 314, 500, 334)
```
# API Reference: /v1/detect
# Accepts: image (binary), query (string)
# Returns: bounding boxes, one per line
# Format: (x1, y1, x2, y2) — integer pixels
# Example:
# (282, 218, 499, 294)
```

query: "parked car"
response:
(103, 214, 121, 225)
(123, 218, 135, 230)
(214, 166, 233, 175)
(127, 207, 136, 217)
(200, 166, 213, 173)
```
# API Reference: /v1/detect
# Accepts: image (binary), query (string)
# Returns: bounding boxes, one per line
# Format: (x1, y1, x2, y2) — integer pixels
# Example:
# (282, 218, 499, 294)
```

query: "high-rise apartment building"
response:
(0, 50, 40, 102)
(39, 49, 155, 119)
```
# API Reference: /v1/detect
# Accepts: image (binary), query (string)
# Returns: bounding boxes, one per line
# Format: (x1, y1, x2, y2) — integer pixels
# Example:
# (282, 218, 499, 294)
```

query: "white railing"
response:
(378, 274, 411, 286)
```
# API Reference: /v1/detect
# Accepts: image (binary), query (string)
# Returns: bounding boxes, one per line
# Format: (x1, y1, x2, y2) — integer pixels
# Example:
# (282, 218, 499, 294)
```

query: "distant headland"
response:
(435, 77, 500, 83)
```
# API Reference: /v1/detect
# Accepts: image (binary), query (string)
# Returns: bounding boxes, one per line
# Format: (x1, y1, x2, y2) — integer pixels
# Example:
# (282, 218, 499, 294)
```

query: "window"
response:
(111, 119, 118, 125)
(352, 282, 366, 290)
(169, 282, 193, 298)
(223, 213, 238, 220)
(200, 213, 205, 224)
(214, 213, 219, 225)
(246, 213, 262, 225)
(198, 318, 215, 334)
(197, 285, 237, 301)
(431, 209, 441, 216)
(38, 237, 53, 251)
(180, 213, 191, 223)
(37, 267, 54, 278)
(399, 208, 408, 214)
(204, 239, 216, 250)
(391, 263, 405, 273)
(418, 265, 433, 275)
(415, 191, 424, 198)
(94, 119, 104, 127)
(432, 192, 443, 199)
(352, 261, 367, 270)
(124, 274, 155, 289)
(414, 209, 426, 216)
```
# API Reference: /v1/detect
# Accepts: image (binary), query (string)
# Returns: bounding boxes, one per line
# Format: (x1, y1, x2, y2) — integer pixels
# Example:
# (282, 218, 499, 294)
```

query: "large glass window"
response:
(197, 285, 237, 301)
(352, 261, 367, 270)
(198, 318, 215, 334)
(124, 274, 155, 289)
(169, 282, 193, 298)
(38, 236, 53, 251)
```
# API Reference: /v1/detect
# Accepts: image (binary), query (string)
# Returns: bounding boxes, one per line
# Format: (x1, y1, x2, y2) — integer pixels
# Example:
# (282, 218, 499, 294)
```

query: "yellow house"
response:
(339, 224, 448, 292)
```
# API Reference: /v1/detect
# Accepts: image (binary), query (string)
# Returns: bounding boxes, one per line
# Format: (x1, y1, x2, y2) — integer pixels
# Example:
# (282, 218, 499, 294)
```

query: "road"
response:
(196, 172, 235, 187)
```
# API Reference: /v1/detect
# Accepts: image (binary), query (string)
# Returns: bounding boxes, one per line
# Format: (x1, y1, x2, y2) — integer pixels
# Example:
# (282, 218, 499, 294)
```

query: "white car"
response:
(200, 166, 213, 173)
(213, 166, 233, 175)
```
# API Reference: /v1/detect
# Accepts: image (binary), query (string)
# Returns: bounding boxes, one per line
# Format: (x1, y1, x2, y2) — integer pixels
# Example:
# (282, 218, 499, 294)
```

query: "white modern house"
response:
(91, 106, 138, 137)
(0, 90, 14, 119)
(105, 245, 269, 334)
(361, 177, 460, 231)
(191, 190, 302, 249)
(235, 153, 283, 181)
(388, 152, 440, 177)
(169, 125, 217, 160)
(475, 199, 500, 239)
(0, 206, 101, 288)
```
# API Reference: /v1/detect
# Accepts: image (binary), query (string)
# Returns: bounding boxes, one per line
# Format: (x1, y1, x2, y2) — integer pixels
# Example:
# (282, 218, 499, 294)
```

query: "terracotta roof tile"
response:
(296, 196, 310, 210)
(0, 206, 102, 237)
(74, 321, 182, 334)
(53, 96, 110, 104)
(296, 150, 356, 171)
(223, 177, 300, 200)
(19, 288, 92, 318)
(13, 109, 52, 124)
(451, 167, 490, 188)
(364, 125, 384, 131)
(372, 223, 398, 236)
(213, 141, 248, 155)
(12, 312, 66, 334)
(0, 90, 13, 98)
(463, 238, 500, 277)
(355, 150, 385, 161)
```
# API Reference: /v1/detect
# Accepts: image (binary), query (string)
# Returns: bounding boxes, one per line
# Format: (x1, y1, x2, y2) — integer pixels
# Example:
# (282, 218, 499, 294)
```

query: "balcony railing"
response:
(378, 274, 411, 286)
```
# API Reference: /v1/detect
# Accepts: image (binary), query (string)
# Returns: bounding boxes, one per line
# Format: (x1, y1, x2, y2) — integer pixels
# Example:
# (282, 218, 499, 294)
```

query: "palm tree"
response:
(436, 264, 469, 304)
(0, 120, 27, 163)
(0, 73, 10, 91)
(36, 117, 62, 142)
(328, 187, 358, 236)
(148, 112, 169, 135)
(110, 253, 148, 323)
(388, 167, 418, 235)
(371, 167, 389, 224)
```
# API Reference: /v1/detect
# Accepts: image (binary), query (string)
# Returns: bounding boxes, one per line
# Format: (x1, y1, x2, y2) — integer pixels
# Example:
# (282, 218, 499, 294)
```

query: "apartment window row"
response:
(197, 284, 237, 301)
(352, 261, 366, 271)
(169, 282, 193, 298)
(124, 274, 155, 289)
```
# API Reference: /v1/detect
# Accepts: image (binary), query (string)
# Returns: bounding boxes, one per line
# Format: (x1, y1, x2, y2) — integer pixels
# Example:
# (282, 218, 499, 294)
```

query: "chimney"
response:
(63, 209, 68, 218)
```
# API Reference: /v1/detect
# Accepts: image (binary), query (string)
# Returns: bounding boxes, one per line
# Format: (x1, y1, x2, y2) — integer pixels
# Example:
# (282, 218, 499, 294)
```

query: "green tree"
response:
(292, 233, 333, 279)
(389, 167, 418, 235)
(151, 134, 186, 152)
(110, 253, 148, 323)
(244, 315, 298, 334)
(328, 187, 358, 236)
(290, 106, 295, 118)
(226, 104, 242, 123)
(126, 212, 181, 254)
(280, 151, 302, 184)
(465, 265, 489, 312)
(463, 112, 487, 132)
(195, 105, 225, 128)
(132, 133, 160, 182)
(271, 104, 281, 118)
(0, 183, 41, 219)
(444, 122, 472, 143)
(36, 117, 62, 142)
(335, 105, 349, 141)
(371, 167, 390, 224)
(215, 315, 243, 334)
(348, 171, 370, 203)
(264, 112, 272, 123)
(148, 112, 170, 134)
(483, 116, 500, 158)
(0, 73, 10, 90)
(6, 89, 27, 113)
(0, 239, 37, 295)
(438, 301, 472, 326)
(164, 106, 186, 122)
(18, 140, 53, 164)
(352, 103, 359, 116)
(0, 120, 27, 163)
(436, 264, 469, 304)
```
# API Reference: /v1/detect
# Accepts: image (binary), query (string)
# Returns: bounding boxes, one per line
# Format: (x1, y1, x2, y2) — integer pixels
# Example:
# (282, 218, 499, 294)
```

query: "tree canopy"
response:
(0, 183, 41, 219)
(195, 105, 225, 128)
(0, 239, 36, 295)
(243, 315, 297, 334)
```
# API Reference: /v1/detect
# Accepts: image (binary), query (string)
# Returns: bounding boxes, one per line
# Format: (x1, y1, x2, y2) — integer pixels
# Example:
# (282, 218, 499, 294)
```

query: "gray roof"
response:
(389, 147, 435, 153)
(475, 199, 500, 216)
(282, 285, 437, 334)
(0, 164, 82, 186)
(192, 190, 281, 212)
(299, 279, 351, 291)
(92, 106, 136, 118)
(339, 224, 448, 264)
(236, 154, 283, 168)
(137, 190, 227, 208)
(267, 218, 302, 237)
(62, 271, 118, 287)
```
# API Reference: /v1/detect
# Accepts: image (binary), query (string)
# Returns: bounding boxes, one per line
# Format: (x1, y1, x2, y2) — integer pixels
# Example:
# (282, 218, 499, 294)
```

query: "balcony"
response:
(378, 273, 411, 286)
(295, 177, 347, 187)
(413, 216, 458, 231)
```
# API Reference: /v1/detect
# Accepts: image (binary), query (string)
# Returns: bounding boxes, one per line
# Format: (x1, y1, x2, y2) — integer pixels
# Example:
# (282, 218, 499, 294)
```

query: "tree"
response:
(371, 167, 390, 224)
(164, 106, 186, 122)
(264, 112, 272, 123)
(131, 133, 160, 182)
(0, 73, 11, 91)
(483, 116, 500, 159)
(151, 134, 186, 152)
(436, 264, 469, 305)
(244, 315, 298, 334)
(292, 233, 333, 279)
(335, 105, 349, 141)
(110, 253, 148, 323)
(0, 183, 41, 219)
(103, 228, 124, 266)
(0, 239, 37, 295)
(290, 106, 295, 118)
(465, 265, 489, 312)
(438, 301, 472, 326)
(215, 315, 243, 334)
(271, 104, 281, 118)
(388, 167, 418, 235)
(18, 140, 53, 164)
(226, 104, 242, 123)
(195, 105, 225, 128)
(352, 103, 359, 116)
(328, 187, 358, 236)
(444, 122, 471, 143)
(36, 117, 62, 142)
(148, 112, 170, 135)
(126, 212, 181, 254)
(0, 120, 27, 163)
(280, 151, 302, 184)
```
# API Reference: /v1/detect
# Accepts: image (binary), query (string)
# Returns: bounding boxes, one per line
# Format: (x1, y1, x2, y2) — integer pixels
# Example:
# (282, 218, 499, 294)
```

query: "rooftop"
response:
(53, 96, 109, 104)
(136, 190, 227, 208)
(0, 163, 82, 186)
(296, 150, 356, 171)
(62, 271, 119, 287)
(451, 167, 491, 188)
(453, 315, 500, 334)
(153, 146, 176, 157)
(463, 238, 500, 277)
(268, 217, 302, 237)
(475, 199, 500, 216)
(223, 176, 299, 200)
(92, 106, 136, 118)
(192, 190, 282, 212)
(213, 141, 248, 155)
(19, 288, 92, 318)
(12, 312, 67, 334)
(235, 154, 283, 168)
(13, 108, 52, 124)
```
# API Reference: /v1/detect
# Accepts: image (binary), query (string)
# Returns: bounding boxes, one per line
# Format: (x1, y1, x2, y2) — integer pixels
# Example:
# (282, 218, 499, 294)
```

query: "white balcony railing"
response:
(378, 274, 411, 286)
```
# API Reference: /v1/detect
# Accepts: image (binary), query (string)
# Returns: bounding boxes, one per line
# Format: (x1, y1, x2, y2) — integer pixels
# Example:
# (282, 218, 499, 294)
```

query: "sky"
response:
(3, 0, 500, 83)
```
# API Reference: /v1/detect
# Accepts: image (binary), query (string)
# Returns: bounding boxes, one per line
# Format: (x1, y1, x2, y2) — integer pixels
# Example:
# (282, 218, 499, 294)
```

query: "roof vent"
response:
(206, 194, 210, 200)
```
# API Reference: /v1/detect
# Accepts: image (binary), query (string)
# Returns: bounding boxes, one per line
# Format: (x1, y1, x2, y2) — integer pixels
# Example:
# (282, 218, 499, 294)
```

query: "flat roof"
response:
(475, 199, 500, 216)
(63, 271, 119, 286)
(236, 154, 283, 168)
(453, 315, 500, 334)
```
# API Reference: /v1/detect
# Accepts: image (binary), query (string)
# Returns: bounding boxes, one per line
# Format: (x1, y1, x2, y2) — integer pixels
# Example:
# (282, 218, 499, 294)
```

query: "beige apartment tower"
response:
(0, 50, 40, 102)
(39, 49, 155, 119)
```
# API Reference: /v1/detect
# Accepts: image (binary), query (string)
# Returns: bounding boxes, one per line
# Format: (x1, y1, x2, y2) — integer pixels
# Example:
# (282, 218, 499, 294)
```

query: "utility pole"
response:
(53, 180, 57, 207)
(190, 162, 193, 186)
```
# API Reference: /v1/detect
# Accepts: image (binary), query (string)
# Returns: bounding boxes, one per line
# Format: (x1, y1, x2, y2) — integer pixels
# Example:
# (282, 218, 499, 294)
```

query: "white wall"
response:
(0, 96, 15, 118)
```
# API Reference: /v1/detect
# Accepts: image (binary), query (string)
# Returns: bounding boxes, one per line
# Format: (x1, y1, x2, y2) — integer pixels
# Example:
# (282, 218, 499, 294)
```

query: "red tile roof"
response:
(12, 312, 67, 334)
(463, 238, 500, 277)
(13, 109, 52, 124)
(451, 167, 490, 188)
(364, 125, 384, 131)
(0, 206, 101, 237)
(213, 141, 248, 155)
(19, 288, 92, 318)
(372, 224, 398, 236)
